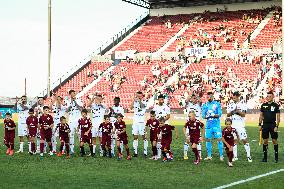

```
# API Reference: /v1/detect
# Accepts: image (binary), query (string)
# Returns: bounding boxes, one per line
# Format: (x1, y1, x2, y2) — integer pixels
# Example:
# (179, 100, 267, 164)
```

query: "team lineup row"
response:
(4, 90, 280, 166)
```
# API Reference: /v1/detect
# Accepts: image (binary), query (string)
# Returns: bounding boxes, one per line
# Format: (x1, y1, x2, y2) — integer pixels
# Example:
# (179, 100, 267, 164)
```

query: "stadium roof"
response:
(123, 0, 275, 9)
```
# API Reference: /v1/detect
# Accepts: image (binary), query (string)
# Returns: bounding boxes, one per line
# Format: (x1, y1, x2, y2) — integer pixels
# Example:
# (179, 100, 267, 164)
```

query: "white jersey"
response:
(133, 100, 147, 123)
(227, 100, 247, 127)
(153, 103, 170, 123)
(35, 105, 44, 119)
(109, 105, 124, 124)
(67, 98, 83, 121)
(52, 104, 67, 120)
(17, 102, 31, 122)
(91, 103, 107, 125)
(185, 102, 201, 121)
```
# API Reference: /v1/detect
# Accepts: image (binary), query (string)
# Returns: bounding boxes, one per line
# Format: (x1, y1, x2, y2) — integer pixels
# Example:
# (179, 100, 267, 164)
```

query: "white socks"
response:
(144, 139, 148, 155)
(120, 141, 124, 152)
(52, 136, 57, 152)
(244, 143, 251, 158)
(111, 139, 115, 154)
(197, 143, 202, 158)
(184, 143, 189, 156)
(36, 137, 40, 152)
(19, 142, 24, 152)
(233, 144, 238, 158)
(70, 135, 75, 153)
(93, 144, 97, 154)
(133, 139, 138, 154)
(157, 142, 161, 158)
(28, 142, 31, 153)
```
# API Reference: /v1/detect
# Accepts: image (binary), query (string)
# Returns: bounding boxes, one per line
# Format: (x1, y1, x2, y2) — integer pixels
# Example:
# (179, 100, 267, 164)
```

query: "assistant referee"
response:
(259, 91, 280, 163)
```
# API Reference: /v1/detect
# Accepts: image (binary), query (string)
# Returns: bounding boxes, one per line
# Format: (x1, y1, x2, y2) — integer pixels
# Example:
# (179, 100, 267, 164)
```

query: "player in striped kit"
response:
(67, 90, 83, 154)
(183, 94, 202, 160)
(152, 94, 170, 159)
(16, 95, 31, 153)
(88, 94, 107, 156)
(129, 91, 148, 157)
(226, 92, 252, 162)
(50, 95, 67, 153)
(109, 97, 125, 156)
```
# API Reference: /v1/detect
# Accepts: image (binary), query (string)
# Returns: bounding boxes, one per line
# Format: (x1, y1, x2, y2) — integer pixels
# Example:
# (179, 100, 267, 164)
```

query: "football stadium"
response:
(0, 0, 283, 188)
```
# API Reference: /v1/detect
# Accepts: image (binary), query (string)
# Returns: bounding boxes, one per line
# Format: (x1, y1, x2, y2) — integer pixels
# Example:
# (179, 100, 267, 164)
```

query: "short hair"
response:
(29, 108, 34, 113)
(57, 96, 62, 100)
(114, 97, 120, 100)
(60, 116, 66, 121)
(96, 94, 103, 98)
(81, 109, 88, 114)
(5, 112, 11, 116)
(116, 113, 124, 118)
(69, 90, 75, 95)
(188, 110, 196, 115)
(150, 110, 156, 115)
(158, 117, 165, 122)
(104, 115, 110, 119)
(137, 91, 143, 95)
(21, 95, 27, 98)
(207, 91, 213, 95)
(225, 118, 232, 124)
(232, 91, 240, 97)
(158, 94, 164, 99)
(37, 96, 44, 99)
(267, 91, 274, 95)
(43, 106, 50, 110)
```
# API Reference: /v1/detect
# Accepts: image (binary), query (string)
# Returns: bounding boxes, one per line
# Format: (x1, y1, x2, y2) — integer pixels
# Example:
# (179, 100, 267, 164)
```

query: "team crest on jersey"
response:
(213, 104, 217, 110)
(47, 117, 50, 120)
(153, 122, 156, 125)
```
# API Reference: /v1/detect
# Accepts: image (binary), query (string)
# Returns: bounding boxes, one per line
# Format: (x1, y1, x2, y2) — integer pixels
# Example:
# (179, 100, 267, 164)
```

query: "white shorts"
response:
(92, 123, 102, 138)
(18, 122, 28, 137)
(132, 122, 145, 136)
(69, 119, 79, 138)
(232, 125, 248, 140)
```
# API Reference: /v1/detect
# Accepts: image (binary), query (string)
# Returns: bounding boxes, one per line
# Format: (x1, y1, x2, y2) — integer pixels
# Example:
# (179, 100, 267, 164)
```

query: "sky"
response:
(0, 0, 146, 97)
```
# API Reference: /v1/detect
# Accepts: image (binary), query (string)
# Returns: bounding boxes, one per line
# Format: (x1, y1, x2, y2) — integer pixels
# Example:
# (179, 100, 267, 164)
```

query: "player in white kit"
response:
(87, 94, 107, 156)
(35, 97, 45, 153)
(67, 90, 83, 154)
(152, 94, 170, 159)
(226, 91, 252, 162)
(109, 97, 124, 156)
(50, 95, 67, 153)
(129, 91, 148, 157)
(16, 95, 31, 153)
(183, 94, 203, 160)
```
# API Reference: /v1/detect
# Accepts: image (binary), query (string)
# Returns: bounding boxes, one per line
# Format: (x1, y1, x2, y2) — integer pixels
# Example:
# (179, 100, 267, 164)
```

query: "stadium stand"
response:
(45, 1, 282, 110)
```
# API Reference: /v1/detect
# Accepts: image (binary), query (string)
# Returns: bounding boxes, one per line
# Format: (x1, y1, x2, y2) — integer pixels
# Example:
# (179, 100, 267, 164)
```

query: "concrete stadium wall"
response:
(150, 0, 282, 16)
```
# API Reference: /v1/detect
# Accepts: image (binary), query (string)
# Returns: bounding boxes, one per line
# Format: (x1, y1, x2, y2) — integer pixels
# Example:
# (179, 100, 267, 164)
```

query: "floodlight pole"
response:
(47, 0, 52, 97)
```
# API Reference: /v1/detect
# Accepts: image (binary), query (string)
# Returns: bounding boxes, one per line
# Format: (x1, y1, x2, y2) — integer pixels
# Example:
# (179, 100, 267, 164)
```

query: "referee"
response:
(259, 91, 280, 163)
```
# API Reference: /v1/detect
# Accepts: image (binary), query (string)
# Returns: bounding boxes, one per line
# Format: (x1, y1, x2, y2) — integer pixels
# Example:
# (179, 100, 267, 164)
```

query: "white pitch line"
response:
(213, 169, 284, 189)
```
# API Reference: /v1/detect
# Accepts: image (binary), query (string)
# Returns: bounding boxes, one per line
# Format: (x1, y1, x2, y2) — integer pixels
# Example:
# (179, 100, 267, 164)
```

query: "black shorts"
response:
(262, 123, 278, 140)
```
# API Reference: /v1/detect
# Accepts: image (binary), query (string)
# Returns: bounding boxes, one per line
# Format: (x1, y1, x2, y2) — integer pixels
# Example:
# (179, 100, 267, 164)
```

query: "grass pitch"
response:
(0, 121, 283, 189)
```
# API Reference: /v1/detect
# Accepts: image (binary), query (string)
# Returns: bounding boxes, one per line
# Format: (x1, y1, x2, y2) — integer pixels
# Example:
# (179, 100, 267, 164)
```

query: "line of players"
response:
(3, 90, 279, 166)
